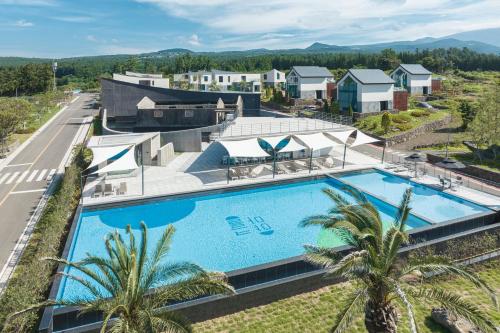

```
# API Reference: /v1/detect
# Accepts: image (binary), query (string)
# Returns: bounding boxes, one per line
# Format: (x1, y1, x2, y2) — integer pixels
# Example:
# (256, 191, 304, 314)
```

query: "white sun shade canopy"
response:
(259, 135, 289, 149)
(87, 145, 132, 170)
(278, 137, 307, 153)
(325, 129, 356, 144)
(90, 147, 138, 175)
(219, 138, 270, 158)
(350, 130, 380, 147)
(294, 132, 339, 151)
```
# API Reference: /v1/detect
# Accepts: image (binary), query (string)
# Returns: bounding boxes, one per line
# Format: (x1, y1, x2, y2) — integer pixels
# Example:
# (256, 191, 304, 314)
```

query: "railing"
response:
(215, 113, 353, 139)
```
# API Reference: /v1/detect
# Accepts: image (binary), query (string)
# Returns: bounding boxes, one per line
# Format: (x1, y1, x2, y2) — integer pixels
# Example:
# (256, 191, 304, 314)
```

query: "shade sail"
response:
(325, 129, 355, 144)
(219, 138, 270, 157)
(278, 137, 307, 153)
(294, 132, 339, 151)
(90, 147, 138, 175)
(87, 145, 132, 170)
(259, 135, 289, 149)
(350, 131, 379, 147)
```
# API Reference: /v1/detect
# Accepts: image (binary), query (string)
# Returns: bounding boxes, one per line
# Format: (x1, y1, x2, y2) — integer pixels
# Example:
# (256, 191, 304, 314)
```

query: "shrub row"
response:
(0, 146, 89, 332)
(410, 110, 431, 117)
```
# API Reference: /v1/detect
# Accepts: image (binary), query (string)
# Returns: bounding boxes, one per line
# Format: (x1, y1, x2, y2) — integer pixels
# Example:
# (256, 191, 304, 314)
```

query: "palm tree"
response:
(301, 187, 497, 333)
(9, 222, 234, 333)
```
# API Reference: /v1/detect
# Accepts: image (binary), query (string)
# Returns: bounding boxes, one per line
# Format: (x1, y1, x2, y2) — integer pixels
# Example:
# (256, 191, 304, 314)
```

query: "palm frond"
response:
(394, 187, 412, 230)
(411, 287, 497, 333)
(330, 288, 367, 333)
(393, 283, 419, 333)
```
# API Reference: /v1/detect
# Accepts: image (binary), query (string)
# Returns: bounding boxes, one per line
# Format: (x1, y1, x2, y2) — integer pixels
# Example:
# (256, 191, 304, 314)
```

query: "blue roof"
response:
(347, 69, 394, 84)
(399, 64, 432, 75)
(292, 66, 333, 78)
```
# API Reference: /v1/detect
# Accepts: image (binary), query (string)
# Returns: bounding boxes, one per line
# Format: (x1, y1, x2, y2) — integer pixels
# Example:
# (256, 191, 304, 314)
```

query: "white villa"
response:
(286, 66, 334, 100)
(112, 71, 169, 88)
(173, 70, 261, 93)
(390, 64, 432, 95)
(337, 69, 394, 114)
(262, 69, 286, 88)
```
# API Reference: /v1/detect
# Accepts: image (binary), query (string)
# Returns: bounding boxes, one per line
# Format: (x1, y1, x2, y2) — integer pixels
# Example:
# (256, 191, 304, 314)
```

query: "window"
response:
(263, 74, 267, 80)
(228, 76, 231, 83)
(276, 73, 280, 80)
(153, 110, 163, 118)
(204, 76, 208, 82)
(241, 75, 246, 82)
(138, 80, 151, 86)
(184, 74, 189, 80)
(184, 110, 194, 118)
(219, 76, 223, 83)
(338, 76, 358, 112)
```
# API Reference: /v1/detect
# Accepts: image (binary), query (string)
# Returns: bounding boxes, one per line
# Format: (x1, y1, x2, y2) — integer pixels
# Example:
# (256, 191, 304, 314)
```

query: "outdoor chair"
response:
(238, 167, 250, 179)
(312, 159, 325, 170)
(104, 183, 113, 196)
(93, 184, 103, 198)
(229, 169, 239, 180)
(249, 165, 265, 178)
(323, 157, 335, 168)
(118, 182, 127, 195)
(276, 163, 288, 174)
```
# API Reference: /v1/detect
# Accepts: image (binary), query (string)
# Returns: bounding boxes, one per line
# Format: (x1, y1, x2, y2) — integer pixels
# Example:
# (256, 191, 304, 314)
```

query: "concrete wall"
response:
(358, 83, 394, 102)
(112, 73, 169, 89)
(101, 78, 260, 119)
(160, 123, 224, 152)
(408, 73, 432, 89)
(157, 142, 175, 166)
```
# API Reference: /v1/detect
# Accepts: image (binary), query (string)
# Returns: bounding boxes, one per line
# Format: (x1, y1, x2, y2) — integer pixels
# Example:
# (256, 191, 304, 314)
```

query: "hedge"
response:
(0, 146, 89, 332)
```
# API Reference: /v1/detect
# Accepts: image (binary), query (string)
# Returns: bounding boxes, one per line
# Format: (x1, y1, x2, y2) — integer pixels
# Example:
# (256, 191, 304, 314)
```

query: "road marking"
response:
(0, 174, 9, 184)
(46, 169, 57, 181)
(4, 163, 33, 168)
(6, 172, 19, 184)
(36, 169, 47, 182)
(26, 170, 38, 182)
(16, 170, 29, 183)
(10, 189, 46, 194)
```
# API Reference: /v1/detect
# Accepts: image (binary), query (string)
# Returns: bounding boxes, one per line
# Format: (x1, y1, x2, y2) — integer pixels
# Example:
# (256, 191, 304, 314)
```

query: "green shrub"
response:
(395, 122, 413, 131)
(410, 110, 431, 117)
(391, 113, 412, 123)
(0, 147, 89, 332)
(381, 112, 391, 134)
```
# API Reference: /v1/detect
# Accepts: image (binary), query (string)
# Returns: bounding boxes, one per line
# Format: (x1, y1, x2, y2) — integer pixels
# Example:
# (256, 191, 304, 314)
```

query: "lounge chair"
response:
(312, 159, 325, 170)
(322, 157, 335, 168)
(93, 184, 103, 198)
(118, 182, 127, 195)
(229, 169, 239, 180)
(384, 163, 398, 170)
(276, 163, 288, 174)
(249, 165, 265, 178)
(238, 167, 250, 179)
(104, 183, 113, 196)
(286, 161, 305, 172)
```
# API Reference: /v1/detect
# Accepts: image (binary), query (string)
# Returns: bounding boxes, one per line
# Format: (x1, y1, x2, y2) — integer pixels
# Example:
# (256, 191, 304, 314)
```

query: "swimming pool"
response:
(338, 169, 490, 223)
(57, 176, 430, 301)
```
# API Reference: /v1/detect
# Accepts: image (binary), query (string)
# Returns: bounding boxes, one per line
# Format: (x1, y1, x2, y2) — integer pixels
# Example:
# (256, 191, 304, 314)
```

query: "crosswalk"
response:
(0, 168, 57, 186)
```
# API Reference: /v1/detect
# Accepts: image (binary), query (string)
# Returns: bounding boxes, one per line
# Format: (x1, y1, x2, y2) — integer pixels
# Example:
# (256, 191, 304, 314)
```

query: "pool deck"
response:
(82, 142, 500, 210)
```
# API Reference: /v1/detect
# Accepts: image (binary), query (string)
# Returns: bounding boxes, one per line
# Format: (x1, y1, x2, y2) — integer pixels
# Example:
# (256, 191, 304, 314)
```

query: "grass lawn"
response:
(355, 109, 449, 138)
(194, 259, 500, 333)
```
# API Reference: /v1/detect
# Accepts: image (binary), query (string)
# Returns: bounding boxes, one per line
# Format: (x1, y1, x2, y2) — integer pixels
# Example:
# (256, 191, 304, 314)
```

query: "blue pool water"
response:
(338, 169, 490, 223)
(57, 177, 429, 301)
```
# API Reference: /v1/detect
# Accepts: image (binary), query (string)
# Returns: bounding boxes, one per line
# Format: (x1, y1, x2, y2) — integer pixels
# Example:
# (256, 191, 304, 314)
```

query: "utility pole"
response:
(52, 61, 57, 91)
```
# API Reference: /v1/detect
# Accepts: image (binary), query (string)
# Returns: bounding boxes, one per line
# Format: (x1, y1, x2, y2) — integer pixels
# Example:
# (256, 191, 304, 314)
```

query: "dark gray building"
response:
(101, 78, 260, 130)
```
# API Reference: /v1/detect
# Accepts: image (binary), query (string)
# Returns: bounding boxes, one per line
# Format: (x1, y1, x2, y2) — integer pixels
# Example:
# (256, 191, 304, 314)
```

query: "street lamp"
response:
(52, 61, 57, 91)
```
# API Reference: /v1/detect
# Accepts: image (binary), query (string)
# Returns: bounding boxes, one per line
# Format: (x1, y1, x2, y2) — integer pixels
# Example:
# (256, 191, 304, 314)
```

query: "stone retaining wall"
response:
(374, 114, 452, 147)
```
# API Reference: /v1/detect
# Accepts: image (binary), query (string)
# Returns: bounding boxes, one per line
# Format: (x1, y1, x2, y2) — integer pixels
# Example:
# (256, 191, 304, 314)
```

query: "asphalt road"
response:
(0, 93, 97, 272)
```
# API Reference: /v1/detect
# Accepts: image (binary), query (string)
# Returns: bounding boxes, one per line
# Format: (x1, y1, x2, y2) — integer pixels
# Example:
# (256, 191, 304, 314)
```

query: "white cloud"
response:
(86, 34, 98, 42)
(136, 0, 500, 48)
(52, 16, 94, 23)
(187, 34, 201, 46)
(14, 19, 34, 27)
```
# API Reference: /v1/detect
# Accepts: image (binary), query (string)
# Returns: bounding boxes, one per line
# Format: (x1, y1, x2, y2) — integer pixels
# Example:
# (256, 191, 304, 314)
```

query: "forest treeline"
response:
(1, 47, 499, 95)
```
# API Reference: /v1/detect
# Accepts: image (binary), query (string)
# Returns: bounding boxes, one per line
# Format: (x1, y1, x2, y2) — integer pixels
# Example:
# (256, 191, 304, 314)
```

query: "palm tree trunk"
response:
(364, 302, 398, 333)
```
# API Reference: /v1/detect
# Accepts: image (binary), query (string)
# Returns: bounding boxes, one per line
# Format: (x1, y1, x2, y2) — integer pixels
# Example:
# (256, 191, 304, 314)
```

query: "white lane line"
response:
(36, 169, 47, 182)
(6, 172, 19, 184)
(46, 169, 57, 181)
(10, 189, 46, 194)
(5, 163, 33, 168)
(0, 173, 10, 184)
(26, 170, 38, 182)
(16, 170, 29, 183)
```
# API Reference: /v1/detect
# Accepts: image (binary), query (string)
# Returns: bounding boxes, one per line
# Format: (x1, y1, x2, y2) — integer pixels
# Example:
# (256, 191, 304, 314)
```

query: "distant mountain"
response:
(444, 28, 500, 47)
(303, 38, 500, 54)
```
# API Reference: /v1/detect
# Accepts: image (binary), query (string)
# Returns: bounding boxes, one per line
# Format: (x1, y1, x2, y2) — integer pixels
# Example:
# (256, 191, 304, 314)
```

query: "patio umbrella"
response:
(404, 153, 427, 177)
(435, 158, 466, 180)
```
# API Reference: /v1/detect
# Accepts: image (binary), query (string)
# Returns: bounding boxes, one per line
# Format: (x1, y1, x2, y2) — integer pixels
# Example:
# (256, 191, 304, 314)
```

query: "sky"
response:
(0, 0, 499, 58)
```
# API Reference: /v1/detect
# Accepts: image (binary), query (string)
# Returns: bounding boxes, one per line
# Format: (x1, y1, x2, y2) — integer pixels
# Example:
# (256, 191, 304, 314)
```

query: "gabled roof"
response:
(346, 69, 394, 85)
(291, 66, 333, 78)
(398, 64, 432, 75)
